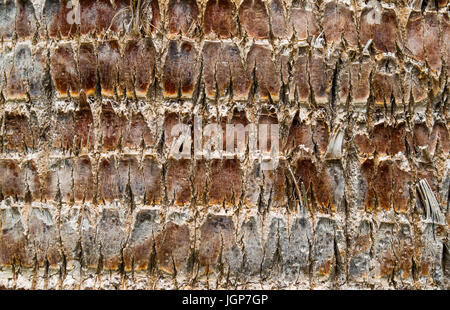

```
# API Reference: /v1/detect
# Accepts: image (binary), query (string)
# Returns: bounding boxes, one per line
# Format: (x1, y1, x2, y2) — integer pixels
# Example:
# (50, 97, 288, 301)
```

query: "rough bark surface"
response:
(0, 0, 449, 289)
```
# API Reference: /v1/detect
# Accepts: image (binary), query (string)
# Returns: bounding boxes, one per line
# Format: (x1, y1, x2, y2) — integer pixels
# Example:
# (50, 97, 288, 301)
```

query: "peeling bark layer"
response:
(0, 0, 449, 290)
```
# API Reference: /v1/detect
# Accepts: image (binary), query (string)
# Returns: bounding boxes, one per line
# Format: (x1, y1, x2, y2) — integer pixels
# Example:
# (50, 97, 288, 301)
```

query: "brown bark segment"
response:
(0, 0, 15, 40)
(167, 0, 199, 37)
(204, 0, 237, 38)
(78, 43, 97, 97)
(239, 0, 269, 39)
(202, 41, 249, 100)
(51, 43, 79, 98)
(322, 1, 357, 47)
(163, 40, 199, 98)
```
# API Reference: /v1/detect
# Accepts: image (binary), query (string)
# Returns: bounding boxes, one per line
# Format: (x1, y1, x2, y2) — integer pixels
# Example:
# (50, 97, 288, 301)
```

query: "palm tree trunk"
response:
(0, 0, 449, 289)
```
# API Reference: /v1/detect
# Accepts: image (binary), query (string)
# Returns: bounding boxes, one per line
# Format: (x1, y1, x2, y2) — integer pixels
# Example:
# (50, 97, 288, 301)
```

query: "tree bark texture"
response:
(0, 0, 449, 289)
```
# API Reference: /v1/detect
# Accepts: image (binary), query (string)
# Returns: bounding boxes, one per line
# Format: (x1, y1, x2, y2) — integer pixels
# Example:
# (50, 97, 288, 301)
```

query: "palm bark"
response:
(0, 0, 449, 289)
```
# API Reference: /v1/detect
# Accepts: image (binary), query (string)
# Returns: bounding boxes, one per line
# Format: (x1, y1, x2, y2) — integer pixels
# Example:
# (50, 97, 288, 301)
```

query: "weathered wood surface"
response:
(0, 0, 449, 289)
